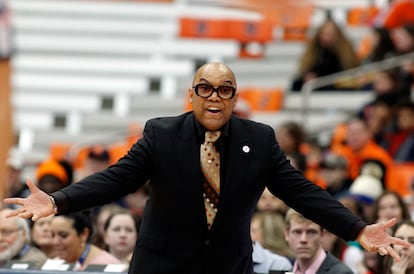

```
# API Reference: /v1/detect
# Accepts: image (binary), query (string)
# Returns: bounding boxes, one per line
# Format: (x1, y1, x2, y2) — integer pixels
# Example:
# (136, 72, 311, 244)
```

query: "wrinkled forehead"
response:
(0, 211, 18, 228)
(193, 63, 236, 87)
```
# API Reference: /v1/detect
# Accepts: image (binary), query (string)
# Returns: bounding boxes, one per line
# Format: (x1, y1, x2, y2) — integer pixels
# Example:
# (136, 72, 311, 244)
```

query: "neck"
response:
(40, 244, 56, 258)
(297, 247, 323, 272)
(111, 249, 132, 263)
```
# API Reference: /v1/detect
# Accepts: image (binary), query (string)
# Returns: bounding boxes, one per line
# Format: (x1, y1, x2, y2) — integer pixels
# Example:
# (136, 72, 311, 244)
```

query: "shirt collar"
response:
(194, 117, 230, 140)
(293, 248, 326, 274)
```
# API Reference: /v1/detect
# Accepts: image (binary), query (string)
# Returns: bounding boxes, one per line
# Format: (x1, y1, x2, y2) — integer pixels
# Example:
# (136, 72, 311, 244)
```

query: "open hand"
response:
(3, 178, 55, 221)
(357, 218, 410, 262)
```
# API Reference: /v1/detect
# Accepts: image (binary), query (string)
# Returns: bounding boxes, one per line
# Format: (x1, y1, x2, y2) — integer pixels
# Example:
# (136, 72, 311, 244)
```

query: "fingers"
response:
(3, 197, 23, 205)
(4, 209, 20, 218)
(26, 177, 38, 193)
(378, 246, 388, 256)
(382, 217, 397, 228)
(392, 237, 411, 248)
(385, 246, 401, 263)
(18, 211, 34, 219)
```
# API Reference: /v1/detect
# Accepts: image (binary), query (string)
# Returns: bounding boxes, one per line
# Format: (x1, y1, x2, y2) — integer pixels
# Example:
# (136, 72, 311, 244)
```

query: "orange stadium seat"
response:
(279, 8, 312, 41)
(179, 18, 228, 39)
(387, 163, 414, 200)
(229, 19, 273, 42)
(347, 6, 379, 26)
(179, 17, 273, 42)
(238, 87, 284, 111)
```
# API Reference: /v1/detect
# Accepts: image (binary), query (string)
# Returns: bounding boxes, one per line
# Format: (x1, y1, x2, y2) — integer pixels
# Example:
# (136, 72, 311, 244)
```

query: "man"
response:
(4, 62, 409, 274)
(284, 208, 353, 274)
(0, 208, 47, 269)
(332, 116, 393, 188)
(5, 148, 30, 209)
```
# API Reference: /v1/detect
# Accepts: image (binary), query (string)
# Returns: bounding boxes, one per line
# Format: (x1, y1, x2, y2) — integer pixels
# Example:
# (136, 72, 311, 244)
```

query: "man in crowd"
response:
(284, 208, 353, 274)
(0, 208, 47, 269)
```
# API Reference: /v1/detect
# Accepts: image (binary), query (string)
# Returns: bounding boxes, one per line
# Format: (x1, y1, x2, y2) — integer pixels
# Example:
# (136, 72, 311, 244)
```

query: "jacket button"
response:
(205, 240, 211, 246)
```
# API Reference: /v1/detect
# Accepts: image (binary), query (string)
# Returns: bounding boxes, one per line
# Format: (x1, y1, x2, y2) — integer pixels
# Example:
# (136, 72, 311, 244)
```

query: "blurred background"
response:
(1, 0, 413, 202)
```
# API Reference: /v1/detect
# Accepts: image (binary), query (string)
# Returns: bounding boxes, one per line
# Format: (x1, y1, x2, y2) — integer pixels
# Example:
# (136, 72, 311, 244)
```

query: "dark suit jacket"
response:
(316, 252, 353, 274)
(53, 112, 366, 274)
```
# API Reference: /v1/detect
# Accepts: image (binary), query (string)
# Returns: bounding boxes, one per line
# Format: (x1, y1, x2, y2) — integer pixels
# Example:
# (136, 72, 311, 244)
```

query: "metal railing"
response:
(300, 51, 414, 127)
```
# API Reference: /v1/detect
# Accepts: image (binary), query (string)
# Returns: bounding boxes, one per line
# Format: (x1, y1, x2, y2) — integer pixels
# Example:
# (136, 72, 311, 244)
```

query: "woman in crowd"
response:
(375, 191, 411, 224)
(104, 210, 140, 266)
(290, 16, 360, 91)
(92, 203, 125, 249)
(31, 215, 56, 258)
(384, 220, 414, 274)
(250, 211, 294, 259)
(50, 212, 121, 271)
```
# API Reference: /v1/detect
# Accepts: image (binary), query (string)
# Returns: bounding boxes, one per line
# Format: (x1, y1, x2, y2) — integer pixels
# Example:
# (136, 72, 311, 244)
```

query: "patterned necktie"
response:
(200, 130, 221, 230)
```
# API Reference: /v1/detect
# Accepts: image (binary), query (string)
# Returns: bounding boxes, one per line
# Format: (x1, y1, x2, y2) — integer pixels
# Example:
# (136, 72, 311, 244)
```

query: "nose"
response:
(208, 90, 220, 101)
(299, 232, 308, 242)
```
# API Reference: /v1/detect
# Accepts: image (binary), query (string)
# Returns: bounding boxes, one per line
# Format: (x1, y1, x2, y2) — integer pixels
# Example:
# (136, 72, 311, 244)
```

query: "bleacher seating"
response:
(8, 0, 374, 163)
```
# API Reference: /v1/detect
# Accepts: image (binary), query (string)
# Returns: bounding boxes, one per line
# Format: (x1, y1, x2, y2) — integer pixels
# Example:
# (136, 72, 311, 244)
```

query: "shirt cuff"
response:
(350, 219, 368, 241)
(50, 191, 70, 215)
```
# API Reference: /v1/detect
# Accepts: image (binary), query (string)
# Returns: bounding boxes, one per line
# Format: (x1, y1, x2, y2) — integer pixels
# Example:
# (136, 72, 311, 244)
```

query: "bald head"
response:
(192, 62, 237, 89)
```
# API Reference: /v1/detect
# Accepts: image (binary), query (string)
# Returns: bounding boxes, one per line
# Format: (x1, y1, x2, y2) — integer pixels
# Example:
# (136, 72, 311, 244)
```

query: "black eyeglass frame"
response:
(192, 84, 236, 99)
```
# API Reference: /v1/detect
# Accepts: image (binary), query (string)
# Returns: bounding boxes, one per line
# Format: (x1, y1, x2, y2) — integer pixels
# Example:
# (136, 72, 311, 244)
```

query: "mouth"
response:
(206, 107, 221, 114)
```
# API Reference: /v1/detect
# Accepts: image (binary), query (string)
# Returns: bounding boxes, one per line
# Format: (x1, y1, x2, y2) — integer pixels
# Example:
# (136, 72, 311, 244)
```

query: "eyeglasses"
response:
(193, 84, 236, 99)
(0, 228, 22, 237)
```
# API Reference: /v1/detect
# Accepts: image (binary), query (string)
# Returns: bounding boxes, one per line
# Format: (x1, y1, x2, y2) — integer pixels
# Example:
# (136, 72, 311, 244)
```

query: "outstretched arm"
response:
(357, 218, 410, 262)
(3, 178, 55, 221)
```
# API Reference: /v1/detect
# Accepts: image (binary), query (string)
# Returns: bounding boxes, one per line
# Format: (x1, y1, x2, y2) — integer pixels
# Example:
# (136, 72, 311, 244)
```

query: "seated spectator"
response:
(383, 101, 414, 162)
(383, 220, 414, 274)
(5, 147, 30, 209)
(365, 94, 399, 146)
(252, 240, 292, 274)
(332, 116, 394, 188)
(256, 187, 288, 215)
(345, 166, 385, 273)
(284, 208, 353, 274)
(290, 16, 360, 91)
(374, 191, 411, 224)
(30, 215, 56, 258)
(0, 208, 47, 269)
(251, 211, 294, 259)
(358, 69, 405, 122)
(75, 144, 111, 181)
(389, 23, 414, 95)
(349, 162, 385, 223)
(35, 159, 72, 194)
(103, 210, 140, 266)
(50, 212, 121, 271)
(275, 121, 307, 174)
(318, 153, 352, 200)
(360, 27, 395, 64)
(92, 203, 125, 250)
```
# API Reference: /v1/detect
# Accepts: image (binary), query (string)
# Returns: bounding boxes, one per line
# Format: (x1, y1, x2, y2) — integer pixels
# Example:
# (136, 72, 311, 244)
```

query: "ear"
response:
(233, 92, 238, 106)
(188, 87, 194, 104)
(284, 229, 289, 242)
(80, 228, 89, 244)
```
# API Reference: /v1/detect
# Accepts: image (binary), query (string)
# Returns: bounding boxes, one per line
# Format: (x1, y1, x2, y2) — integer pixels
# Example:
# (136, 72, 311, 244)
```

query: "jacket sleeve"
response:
(52, 119, 156, 214)
(266, 126, 366, 241)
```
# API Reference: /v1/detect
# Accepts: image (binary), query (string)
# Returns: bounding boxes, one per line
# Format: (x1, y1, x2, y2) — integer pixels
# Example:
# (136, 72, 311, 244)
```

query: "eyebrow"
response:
(198, 77, 234, 86)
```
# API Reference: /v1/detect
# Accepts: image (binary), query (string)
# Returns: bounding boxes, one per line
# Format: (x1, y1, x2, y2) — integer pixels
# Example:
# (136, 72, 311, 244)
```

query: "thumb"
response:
(26, 177, 40, 193)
